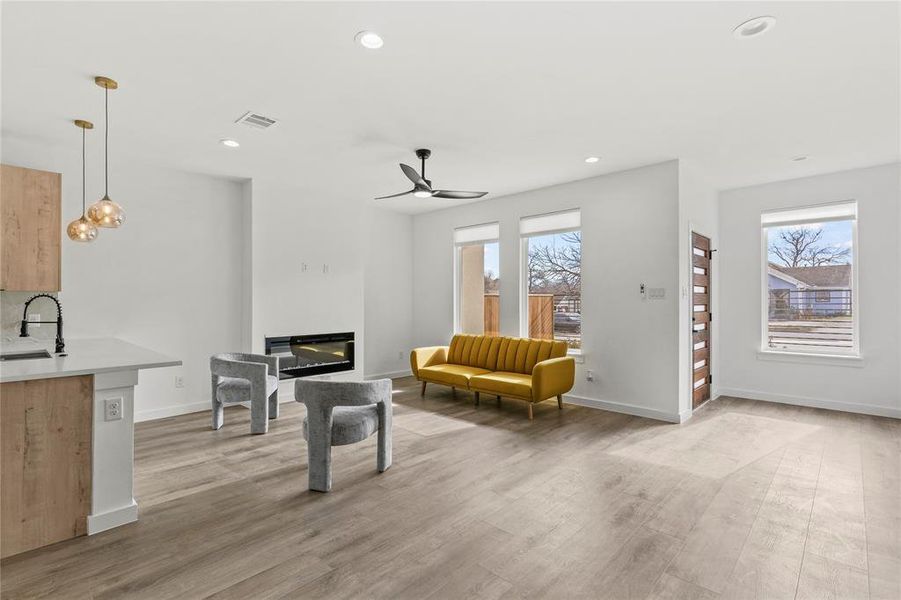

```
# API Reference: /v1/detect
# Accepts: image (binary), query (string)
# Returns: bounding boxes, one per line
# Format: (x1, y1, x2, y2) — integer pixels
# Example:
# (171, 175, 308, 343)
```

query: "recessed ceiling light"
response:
(791, 155, 808, 162)
(732, 16, 776, 39)
(220, 138, 240, 148)
(584, 156, 600, 164)
(355, 31, 384, 49)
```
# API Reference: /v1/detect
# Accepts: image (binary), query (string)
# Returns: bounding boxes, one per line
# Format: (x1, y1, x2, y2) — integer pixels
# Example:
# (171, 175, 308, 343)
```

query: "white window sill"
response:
(567, 349, 585, 363)
(757, 349, 864, 368)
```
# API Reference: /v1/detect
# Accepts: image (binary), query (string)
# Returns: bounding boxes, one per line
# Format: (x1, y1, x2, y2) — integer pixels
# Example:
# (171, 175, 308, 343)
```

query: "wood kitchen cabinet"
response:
(1, 164, 62, 291)
(1, 375, 93, 558)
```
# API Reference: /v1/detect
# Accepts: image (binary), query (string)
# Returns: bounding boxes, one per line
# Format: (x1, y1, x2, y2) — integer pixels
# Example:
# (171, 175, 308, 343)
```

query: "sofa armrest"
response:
(532, 356, 575, 402)
(410, 346, 448, 378)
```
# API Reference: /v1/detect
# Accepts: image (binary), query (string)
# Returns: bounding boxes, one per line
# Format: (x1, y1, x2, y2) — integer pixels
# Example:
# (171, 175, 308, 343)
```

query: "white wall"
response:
(412, 161, 683, 421)
(249, 180, 364, 382)
(678, 161, 719, 417)
(1, 134, 246, 421)
(363, 207, 413, 379)
(718, 163, 900, 418)
(248, 182, 415, 390)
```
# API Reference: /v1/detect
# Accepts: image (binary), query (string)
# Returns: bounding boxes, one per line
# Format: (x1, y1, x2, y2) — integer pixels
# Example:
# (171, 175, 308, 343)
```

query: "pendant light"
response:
(66, 120, 99, 242)
(87, 76, 125, 228)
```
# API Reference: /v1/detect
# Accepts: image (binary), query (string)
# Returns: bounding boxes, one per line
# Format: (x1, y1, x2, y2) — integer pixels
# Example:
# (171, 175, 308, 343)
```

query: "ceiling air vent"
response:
(235, 111, 277, 129)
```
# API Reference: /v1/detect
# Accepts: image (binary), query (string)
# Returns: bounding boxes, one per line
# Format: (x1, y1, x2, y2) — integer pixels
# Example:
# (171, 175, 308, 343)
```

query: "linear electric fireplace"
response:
(265, 332, 355, 380)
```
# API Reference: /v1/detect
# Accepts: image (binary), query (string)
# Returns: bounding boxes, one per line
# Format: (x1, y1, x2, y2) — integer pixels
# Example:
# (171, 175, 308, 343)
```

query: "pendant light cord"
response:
(82, 125, 86, 215)
(104, 86, 109, 198)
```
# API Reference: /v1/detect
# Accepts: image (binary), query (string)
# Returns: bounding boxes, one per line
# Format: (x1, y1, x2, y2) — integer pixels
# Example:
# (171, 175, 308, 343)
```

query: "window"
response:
(520, 209, 581, 350)
(454, 223, 500, 336)
(762, 201, 857, 355)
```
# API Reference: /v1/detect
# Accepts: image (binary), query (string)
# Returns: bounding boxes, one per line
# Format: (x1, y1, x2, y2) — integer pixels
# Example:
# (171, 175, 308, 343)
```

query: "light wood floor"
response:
(1, 377, 899, 599)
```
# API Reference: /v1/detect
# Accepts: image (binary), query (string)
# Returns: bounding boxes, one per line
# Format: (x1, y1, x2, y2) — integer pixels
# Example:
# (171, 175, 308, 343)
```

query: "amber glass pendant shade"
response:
(87, 195, 125, 227)
(88, 76, 124, 228)
(67, 119, 99, 242)
(67, 216, 98, 242)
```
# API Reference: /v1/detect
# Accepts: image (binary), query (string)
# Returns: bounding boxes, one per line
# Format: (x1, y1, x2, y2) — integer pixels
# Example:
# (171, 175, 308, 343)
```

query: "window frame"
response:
(759, 201, 860, 359)
(519, 209, 582, 355)
(453, 222, 499, 335)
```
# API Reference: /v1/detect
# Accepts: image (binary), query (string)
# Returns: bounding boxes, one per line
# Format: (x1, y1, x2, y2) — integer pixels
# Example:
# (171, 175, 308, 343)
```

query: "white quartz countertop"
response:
(0, 337, 181, 383)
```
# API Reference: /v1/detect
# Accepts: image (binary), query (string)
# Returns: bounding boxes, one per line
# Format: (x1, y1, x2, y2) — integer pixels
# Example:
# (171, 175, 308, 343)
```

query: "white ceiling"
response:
(2, 1, 898, 214)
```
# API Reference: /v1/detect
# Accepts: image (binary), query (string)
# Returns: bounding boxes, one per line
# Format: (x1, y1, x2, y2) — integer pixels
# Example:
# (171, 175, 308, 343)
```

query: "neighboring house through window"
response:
(762, 201, 857, 355)
(454, 222, 500, 336)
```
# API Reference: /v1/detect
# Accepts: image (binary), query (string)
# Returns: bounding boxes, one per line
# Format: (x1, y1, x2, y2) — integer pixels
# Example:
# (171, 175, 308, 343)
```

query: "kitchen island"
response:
(0, 338, 180, 558)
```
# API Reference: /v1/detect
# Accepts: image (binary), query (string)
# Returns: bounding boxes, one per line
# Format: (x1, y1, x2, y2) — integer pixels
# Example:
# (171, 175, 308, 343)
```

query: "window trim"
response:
(759, 203, 860, 358)
(814, 289, 831, 303)
(519, 214, 582, 354)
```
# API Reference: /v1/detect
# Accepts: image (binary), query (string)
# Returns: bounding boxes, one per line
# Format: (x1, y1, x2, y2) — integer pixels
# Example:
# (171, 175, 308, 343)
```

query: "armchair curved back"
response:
(210, 353, 277, 379)
(295, 379, 391, 411)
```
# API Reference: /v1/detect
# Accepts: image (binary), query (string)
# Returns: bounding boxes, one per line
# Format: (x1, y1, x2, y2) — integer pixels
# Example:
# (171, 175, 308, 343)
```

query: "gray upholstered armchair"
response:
(295, 379, 392, 492)
(210, 353, 280, 434)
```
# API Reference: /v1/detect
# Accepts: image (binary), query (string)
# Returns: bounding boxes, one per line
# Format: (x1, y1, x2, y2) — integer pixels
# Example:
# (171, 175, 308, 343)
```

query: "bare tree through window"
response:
(527, 231, 581, 348)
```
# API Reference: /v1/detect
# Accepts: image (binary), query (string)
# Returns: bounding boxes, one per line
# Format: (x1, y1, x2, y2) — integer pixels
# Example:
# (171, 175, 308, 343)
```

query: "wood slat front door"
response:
(691, 232, 713, 408)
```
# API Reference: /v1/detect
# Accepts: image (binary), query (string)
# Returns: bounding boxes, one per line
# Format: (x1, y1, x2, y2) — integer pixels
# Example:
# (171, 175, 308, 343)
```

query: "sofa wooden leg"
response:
(527, 403, 534, 420)
(496, 395, 501, 405)
(474, 391, 480, 406)
(557, 394, 563, 410)
(451, 387, 456, 399)
(421, 381, 427, 397)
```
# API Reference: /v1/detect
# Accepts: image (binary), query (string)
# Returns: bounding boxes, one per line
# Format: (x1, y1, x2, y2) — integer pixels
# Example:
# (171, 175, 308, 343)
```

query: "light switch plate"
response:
(648, 287, 666, 299)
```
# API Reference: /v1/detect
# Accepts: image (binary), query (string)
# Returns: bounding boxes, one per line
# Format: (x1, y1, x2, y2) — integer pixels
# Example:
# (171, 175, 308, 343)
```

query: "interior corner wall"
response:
(0, 134, 246, 422)
(678, 161, 719, 418)
(717, 163, 901, 418)
(363, 207, 413, 379)
(411, 161, 682, 422)
(240, 179, 253, 352)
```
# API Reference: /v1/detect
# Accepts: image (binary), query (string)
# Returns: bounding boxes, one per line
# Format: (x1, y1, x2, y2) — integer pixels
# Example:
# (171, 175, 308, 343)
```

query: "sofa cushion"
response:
(469, 371, 533, 399)
(216, 374, 279, 404)
(448, 334, 567, 374)
(418, 364, 490, 388)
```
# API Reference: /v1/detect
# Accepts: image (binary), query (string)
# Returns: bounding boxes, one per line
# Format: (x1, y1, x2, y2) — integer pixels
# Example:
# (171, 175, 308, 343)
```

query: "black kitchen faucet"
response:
(20, 294, 66, 355)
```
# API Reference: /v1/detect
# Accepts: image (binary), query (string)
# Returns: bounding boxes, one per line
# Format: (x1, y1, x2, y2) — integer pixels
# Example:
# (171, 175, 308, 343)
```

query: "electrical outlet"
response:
(586, 370, 595, 382)
(104, 397, 123, 421)
(174, 375, 184, 388)
(397, 351, 404, 360)
(27, 314, 41, 328)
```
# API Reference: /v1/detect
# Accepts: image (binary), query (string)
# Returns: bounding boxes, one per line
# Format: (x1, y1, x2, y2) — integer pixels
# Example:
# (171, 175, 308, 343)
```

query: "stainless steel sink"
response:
(0, 350, 52, 361)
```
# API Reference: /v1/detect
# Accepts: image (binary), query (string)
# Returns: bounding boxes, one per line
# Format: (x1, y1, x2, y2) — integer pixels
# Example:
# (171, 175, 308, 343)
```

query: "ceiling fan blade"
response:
(374, 189, 415, 200)
(400, 163, 428, 188)
(431, 190, 488, 199)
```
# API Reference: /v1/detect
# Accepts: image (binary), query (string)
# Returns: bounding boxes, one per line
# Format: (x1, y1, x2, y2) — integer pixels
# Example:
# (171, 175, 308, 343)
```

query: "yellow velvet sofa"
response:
(410, 334, 575, 419)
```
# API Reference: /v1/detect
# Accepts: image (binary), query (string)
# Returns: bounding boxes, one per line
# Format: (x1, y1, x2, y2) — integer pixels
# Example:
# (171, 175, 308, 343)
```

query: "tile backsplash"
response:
(1, 291, 57, 343)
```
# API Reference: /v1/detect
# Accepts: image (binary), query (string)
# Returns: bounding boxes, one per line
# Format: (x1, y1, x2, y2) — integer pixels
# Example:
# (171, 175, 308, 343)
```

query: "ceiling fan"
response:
(375, 149, 488, 200)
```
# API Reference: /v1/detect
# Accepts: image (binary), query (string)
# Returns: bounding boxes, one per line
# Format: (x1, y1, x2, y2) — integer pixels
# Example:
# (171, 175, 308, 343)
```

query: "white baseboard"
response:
(88, 500, 138, 535)
(135, 401, 209, 422)
(563, 393, 682, 423)
(717, 387, 901, 420)
(365, 369, 413, 381)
